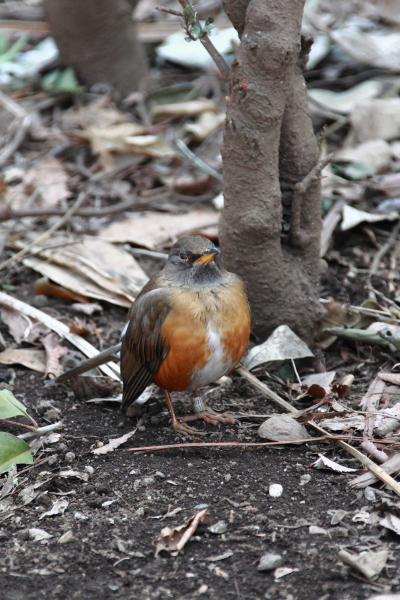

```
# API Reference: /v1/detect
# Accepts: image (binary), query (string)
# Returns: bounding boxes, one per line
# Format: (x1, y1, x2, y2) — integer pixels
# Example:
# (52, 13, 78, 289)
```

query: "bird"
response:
(50, 235, 250, 435)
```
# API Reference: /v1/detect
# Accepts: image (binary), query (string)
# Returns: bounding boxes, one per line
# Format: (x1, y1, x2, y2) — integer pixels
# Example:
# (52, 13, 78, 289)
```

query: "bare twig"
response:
(368, 219, 400, 301)
(236, 365, 297, 413)
(320, 200, 345, 257)
(127, 435, 351, 453)
(175, 139, 223, 182)
(0, 197, 140, 223)
(0, 192, 87, 272)
(290, 154, 334, 248)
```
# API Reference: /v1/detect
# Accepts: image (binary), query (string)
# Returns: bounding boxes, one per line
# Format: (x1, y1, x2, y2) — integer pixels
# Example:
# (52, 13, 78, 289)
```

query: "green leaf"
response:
(190, 26, 201, 36)
(0, 34, 28, 65)
(189, 15, 196, 23)
(184, 6, 192, 14)
(0, 33, 8, 56)
(41, 68, 83, 93)
(0, 432, 33, 474)
(203, 25, 213, 34)
(205, 16, 214, 25)
(0, 390, 29, 420)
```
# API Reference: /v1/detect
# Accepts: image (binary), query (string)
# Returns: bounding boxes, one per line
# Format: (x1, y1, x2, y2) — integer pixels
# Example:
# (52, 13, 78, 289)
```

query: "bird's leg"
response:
(180, 391, 236, 425)
(163, 389, 206, 436)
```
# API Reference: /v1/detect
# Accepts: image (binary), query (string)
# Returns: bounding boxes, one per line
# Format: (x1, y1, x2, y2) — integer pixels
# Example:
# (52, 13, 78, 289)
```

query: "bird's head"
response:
(164, 235, 223, 286)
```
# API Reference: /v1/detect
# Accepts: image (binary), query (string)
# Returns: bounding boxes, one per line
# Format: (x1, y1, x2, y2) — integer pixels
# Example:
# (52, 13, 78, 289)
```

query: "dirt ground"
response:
(1, 259, 400, 600)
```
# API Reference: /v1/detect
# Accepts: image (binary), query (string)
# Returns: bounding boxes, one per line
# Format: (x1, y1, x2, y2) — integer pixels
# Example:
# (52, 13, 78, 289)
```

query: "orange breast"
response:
(153, 282, 250, 392)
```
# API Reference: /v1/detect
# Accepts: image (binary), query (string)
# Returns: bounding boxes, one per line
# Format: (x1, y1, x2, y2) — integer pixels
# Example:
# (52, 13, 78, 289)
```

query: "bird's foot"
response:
(172, 420, 207, 436)
(181, 406, 236, 426)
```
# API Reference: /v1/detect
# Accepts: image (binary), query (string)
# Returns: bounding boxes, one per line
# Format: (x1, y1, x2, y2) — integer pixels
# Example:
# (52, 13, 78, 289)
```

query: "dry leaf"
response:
(380, 513, 400, 535)
(70, 303, 102, 316)
(338, 548, 389, 580)
(12, 234, 149, 307)
(318, 414, 365, 431)
(24, 157, 71, 208)
(341, 205, 398, 231)
(42, 333, 67, 379)
(335, 140, 392, 175)
(308, 80, 382, 115)
(312, 454, 357, 473)
(332, 28, 400, 71)
(378, 372, 400, 385)
(185, 110, 226, 141)
(351, 99, 400, 142)
(59, 470, 89, 481)
(69, 317, 100, 338)
(243, 325, 314, 370)
(153, 508, 211, 556)
(34, 277, 88, 304)
(39, 498, 69, 520)
(99, 210, 219, 250)
(0, 348, 46, 372)
(92, 430, 136, 455)
(301, 371, 336, 388)
(350, 453, 400, 488)
(0, 304, 50, 343)
(152, 99, 218, 121)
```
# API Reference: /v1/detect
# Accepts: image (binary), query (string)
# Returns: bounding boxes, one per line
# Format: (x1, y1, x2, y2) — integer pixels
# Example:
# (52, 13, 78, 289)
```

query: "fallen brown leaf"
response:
(42, 332, 67, 379)
(0, 348, 46, 372)
(153, 508, 211, 556)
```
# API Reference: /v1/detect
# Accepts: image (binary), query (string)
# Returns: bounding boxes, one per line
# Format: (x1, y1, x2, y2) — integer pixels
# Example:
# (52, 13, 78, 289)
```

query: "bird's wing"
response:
(120, 288, 171, 411)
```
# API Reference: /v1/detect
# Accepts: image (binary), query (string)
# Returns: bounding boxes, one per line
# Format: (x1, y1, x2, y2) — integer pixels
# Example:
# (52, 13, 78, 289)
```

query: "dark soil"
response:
(1, 257, 400, 600)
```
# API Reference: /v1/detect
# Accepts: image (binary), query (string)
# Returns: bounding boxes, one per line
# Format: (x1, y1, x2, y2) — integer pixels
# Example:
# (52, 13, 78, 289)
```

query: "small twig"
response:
(366, 284, 400, 315)
(176, 0, 230, 81)
(155, 6, 184, 17)
(368, 219, 400, 301)
(236, 365, 297, 413)
(127, 435, 352, 453)
(0, 197, 140, 223)
(290, 154, 334, 248)
(175, 139, 223, 182)
(309, 421, 400, 498)
(0, 192, 87, 272)
(18, 421, 63, 440)
(0, 419, 36, 432)
(320, 200, 345, 258)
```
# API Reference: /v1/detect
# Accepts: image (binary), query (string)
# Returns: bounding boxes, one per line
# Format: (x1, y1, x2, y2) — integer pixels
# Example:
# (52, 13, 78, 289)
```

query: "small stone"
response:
(364, 487, 376, 502)
(258, 415, 310, 442)
(65, 452, 75, 464)
(58, 443, 68, 452)
(194, 503, 209, 510)
(208, 521, 228, 534)
(31, 295, 49, 308)
(47, 455, 58, 466)
(85, 466, 95, 475)
(257, 553, 283, 572)
(225, 474, 231, 482)
(269, 484, 283, 498)
(74, 511, 88, 521)
(142, 477, 155, 487)
(299, 474, 311, 486)
(58, 530, 74, 544)
(154, 471, 165, 479)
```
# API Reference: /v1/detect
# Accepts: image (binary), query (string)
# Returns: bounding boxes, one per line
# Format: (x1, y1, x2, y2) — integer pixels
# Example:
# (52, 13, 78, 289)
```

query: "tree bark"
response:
(44, 0, 149, 98)
(220, 0, 323, 344)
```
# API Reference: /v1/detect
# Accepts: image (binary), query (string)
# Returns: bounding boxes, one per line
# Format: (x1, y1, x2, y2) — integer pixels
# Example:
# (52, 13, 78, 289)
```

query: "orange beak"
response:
(193, 248, 220, 265)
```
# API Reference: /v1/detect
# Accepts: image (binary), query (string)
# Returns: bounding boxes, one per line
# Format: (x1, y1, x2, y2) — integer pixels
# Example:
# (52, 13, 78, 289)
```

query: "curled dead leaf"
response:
(153, 508, 211, 556)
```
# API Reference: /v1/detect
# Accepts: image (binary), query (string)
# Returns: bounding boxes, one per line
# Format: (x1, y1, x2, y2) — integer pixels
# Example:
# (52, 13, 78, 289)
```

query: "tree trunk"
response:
(44, 0, 149, 98)
(220, 0, 324, 345)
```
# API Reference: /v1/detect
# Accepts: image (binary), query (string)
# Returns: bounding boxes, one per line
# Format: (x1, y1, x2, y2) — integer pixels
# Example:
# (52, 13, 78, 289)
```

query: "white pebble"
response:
(269, 484, 283, 498)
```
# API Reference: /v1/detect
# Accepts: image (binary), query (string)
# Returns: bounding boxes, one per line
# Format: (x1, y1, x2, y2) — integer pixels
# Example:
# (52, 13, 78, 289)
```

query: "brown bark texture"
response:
(220, 0, 323, 344)
(44, 0, 148, 97)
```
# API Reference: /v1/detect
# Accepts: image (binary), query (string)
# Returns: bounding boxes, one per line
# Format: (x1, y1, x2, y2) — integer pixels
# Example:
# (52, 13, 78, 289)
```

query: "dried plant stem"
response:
(0, 192, 87, 272)
(368, 219, 400, 301)
(236, 365, 297, 413)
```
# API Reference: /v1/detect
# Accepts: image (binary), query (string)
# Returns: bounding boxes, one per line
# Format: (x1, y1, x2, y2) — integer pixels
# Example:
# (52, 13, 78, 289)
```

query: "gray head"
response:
(163, 235, 223, 286)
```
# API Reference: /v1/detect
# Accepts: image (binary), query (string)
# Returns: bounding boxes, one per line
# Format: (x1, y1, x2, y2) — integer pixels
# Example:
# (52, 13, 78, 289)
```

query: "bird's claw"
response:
(172, 420, 207, 436)
(181, 406, 236, 426)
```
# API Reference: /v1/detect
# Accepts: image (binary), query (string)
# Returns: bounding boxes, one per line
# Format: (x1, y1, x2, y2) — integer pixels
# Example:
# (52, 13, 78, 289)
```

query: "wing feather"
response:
(121, 289, 171, 412)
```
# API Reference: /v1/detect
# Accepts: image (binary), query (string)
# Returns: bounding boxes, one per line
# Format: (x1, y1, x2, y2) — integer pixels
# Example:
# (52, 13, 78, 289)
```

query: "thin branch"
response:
(0, 419, 36, 432)
(177, 0, 230, 81)
(290, 154, 334, 248)
(368, 219, 400, 301)
(0, 191, 87, 271)
(127, 435, 352, 453)
(0, 197, 139, 223)
(236, 365, 297, 413)
(175, 138, 223, 182)
(155, 6, 184, 17)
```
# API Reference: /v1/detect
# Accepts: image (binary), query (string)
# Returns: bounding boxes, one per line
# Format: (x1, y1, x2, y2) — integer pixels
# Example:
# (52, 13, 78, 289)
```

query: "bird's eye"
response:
(179, 252, 188, 261)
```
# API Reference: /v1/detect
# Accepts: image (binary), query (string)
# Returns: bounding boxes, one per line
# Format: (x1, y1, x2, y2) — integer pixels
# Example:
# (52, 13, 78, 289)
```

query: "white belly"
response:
(189, 323, 233, 389)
